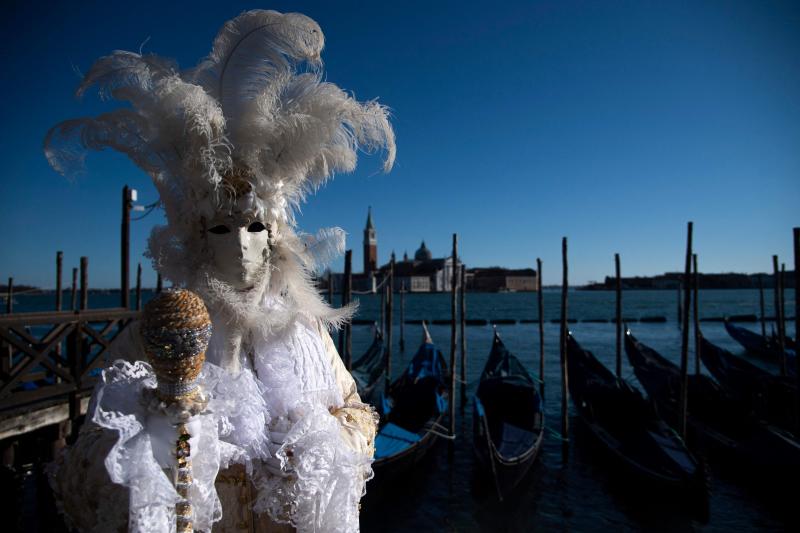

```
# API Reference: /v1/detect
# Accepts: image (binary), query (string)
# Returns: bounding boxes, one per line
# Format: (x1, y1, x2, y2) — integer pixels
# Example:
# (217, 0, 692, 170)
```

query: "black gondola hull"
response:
(472, 408, 543, 500)
(471, 333, 544, 500)
(700, 336, 798, 432)
(567, 334, 707, 511)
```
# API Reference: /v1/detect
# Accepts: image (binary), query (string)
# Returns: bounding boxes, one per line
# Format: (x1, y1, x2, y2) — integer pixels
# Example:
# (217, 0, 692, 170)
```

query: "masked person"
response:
(44, 9, 395, 533)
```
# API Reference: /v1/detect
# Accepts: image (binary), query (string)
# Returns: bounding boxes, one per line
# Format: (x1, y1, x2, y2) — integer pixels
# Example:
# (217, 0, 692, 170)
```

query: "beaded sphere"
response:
(141, 289, 212, 399)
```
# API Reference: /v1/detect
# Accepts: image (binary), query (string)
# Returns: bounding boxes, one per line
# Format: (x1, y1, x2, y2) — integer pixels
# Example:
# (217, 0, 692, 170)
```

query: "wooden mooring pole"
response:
(121, 185, 131, 309)
(449, 233, 458, 437)
(338, 259, 347, 357)
(781, 263, 787, 375)
(759, 275, 766, 338)
(135, 263, 143, 311)
(399, 282, 406, 352)
(678, 222, 693, 440)
(386, 257, 394, 395)
(5, 277, 12, 314)
(385, 280, 393, 392)
(379, 281, 385, 338)
(693, 254, 701, 375)
(793, 227, 800, 434)
(615, 253, 622, 378)
(560, 237, 569, 452)
(156, 272, 163, 294)
(4, 278, 11, 374)
(537, 258, 545, 399)
(71, 268, 78, 311)
(56, 251, 63, 311)
(55, 251, 64, 376)
(328, 271, 334, 306)
(80, 257, 89, 310)
(773, 255, 786, 377)
(459, 264, 467, 406)
(344, 250, 353, 371)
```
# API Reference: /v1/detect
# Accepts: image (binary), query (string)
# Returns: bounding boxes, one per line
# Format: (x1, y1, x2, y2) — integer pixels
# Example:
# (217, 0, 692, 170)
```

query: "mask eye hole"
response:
(248, 221, 267, 233)
(208, 225, 231, 234)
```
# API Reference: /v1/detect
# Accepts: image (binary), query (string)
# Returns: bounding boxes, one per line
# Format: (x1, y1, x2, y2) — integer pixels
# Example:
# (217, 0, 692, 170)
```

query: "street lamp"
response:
(121, 186, 145, 309)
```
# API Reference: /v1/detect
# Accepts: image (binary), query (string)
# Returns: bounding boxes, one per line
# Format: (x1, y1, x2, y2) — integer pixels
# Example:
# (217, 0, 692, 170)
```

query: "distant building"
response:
(467, 267, 538, 292)
(349, 207, 378, 293)
(378, 241, 462, 293)
(319, 208, 538, 294)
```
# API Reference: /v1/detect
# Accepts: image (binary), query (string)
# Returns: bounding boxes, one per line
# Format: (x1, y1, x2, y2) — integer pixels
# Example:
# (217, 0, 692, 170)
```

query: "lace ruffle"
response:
(62, 359, 267, 532)
(252, 401, 372, 533)
(248, 314, 371, 532)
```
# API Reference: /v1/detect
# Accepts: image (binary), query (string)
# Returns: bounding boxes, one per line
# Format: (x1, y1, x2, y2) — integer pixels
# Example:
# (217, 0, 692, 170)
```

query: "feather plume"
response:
(301, 227, 346, 275)
(187, 10, 324, 117)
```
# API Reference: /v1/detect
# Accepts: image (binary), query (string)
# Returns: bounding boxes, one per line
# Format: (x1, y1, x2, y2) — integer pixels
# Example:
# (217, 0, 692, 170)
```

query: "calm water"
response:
(6, 289, 798, 531)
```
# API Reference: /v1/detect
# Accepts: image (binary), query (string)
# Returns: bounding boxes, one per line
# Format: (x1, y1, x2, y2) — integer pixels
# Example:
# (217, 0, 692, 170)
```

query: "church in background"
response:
(325, 208, 538, 294)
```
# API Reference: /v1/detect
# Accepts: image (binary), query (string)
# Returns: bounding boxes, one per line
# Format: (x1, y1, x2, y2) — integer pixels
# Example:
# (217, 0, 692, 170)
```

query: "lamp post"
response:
(122, 186, 147, 309)
(121, 186, 135, 309)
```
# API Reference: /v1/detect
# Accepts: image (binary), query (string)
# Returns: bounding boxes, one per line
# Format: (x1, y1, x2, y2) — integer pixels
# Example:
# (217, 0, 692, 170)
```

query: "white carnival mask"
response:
(202, 184, 274, 290)
(204, 212, 273, 291)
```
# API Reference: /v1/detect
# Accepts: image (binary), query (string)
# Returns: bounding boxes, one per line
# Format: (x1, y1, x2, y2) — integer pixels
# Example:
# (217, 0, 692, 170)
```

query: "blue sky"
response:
(1, 0, 798, 288)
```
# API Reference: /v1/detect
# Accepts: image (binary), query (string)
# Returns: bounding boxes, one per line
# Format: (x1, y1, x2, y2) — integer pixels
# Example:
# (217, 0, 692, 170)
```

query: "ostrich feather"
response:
(43, 110, 160, 178)
(188, 10, 324, 124)
(301, 227, 346, 275)
(77, 51, 177, 104)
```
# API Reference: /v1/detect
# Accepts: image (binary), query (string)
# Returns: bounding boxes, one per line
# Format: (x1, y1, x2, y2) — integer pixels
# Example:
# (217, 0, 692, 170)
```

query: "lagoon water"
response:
(7, 289, 797, 531)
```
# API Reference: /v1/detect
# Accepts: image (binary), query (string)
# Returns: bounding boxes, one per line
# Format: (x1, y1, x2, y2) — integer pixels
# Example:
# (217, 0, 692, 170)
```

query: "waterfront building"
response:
(322, 209, 537, 294)
(467, 267, 538, 292)
(379, 242, 462, 293)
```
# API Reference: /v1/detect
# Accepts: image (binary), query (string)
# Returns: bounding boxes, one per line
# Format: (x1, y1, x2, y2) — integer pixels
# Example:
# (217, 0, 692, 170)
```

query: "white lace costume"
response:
(44, 9, 394, 533)
(53, 298, 376, 532)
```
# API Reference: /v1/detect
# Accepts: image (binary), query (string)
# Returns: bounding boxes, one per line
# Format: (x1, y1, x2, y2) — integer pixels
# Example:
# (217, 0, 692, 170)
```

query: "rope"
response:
(427, 422, 457, 440)
(351, 274, 391, 295)
(545, 425, 570, 443)
(131, 200, 160, 221)
(431, 422, 450, 433)
(427, 429, 456, 440)
(479, 410, 504, 501)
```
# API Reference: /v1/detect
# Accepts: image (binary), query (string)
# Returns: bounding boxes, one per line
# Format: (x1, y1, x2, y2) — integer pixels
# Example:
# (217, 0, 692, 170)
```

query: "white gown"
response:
(50, 295, 377, 533)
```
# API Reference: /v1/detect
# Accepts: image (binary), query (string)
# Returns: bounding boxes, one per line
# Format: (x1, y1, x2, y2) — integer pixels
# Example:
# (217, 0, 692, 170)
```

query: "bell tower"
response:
(363, 206, 377, 273)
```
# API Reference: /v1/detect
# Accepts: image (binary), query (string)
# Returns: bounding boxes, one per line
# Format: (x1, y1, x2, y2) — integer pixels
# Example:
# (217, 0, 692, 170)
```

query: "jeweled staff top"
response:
(141, 288, 212, 533)
(141, 289, 212, 402)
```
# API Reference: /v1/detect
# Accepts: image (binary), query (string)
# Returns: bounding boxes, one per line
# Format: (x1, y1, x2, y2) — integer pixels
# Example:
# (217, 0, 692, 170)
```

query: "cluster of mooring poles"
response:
(3, 185, 165, 316)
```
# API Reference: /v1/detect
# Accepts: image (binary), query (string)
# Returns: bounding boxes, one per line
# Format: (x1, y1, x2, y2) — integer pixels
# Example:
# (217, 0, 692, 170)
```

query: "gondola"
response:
(624, 329, 745, 454)
(372, 323, 449, 478)
(699, 335, 798, 433)
(473, 330, 544, 501)
(350, 324, 385, 402)
(567, 333, 708, 510)
(724, 319, 796, 376)
(625, 330, 800, 471)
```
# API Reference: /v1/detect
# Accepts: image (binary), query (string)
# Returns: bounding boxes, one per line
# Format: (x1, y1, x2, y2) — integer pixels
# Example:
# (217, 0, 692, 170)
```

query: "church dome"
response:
(414, 240, 432, 262)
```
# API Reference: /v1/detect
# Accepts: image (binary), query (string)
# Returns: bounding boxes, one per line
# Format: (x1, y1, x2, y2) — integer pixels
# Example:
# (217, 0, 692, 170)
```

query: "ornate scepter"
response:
(141, 289, 212, 533)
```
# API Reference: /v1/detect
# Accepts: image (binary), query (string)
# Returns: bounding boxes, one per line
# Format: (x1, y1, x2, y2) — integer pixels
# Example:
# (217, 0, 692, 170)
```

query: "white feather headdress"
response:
(44, 10, 395, 291)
